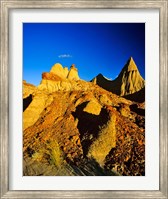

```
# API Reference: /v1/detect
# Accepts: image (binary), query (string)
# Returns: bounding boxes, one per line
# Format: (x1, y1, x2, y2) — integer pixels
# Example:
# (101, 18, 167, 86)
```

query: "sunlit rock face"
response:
(118, 57, 145, 96)
(37, 63, 80, 93)
(50, 63, 79, 80)
(50, 63, 69, 79)
(23, 80, 36, 99)
(23, 60, 145, 176)
(67, 64, 80, 80)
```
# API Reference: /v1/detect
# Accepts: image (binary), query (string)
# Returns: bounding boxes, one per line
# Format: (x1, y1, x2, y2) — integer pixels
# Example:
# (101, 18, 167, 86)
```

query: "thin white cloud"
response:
(58, 54, 72, 58)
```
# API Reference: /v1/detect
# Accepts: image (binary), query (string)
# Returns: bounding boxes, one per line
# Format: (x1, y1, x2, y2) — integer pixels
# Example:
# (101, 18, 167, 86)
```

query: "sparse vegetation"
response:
(23, 59, 145, 176)
(87, 113, 116, 166)
(32, 139, 64, 169)
(45, 139, 64, 168)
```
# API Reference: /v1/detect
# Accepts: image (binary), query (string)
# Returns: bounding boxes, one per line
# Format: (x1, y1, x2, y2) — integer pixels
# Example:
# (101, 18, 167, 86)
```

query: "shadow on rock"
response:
(130, 104, 145, 116)
(72, 102, 109, 156)
(23, 94, 33, 112)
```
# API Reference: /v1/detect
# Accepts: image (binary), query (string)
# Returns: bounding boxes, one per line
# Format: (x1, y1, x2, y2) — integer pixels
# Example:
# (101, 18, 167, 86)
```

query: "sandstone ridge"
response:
(38, 63, 81, 93)
(50, 63, 79, 80)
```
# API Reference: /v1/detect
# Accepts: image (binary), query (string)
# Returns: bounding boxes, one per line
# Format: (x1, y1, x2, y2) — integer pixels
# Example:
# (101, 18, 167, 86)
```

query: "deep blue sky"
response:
(23, 23, 145, 85)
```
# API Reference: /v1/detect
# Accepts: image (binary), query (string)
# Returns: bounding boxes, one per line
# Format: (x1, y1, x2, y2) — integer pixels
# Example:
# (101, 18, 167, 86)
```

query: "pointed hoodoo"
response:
(67, 64, 80, 80)
(127, 57, 138, 71)
(119, 57, 145, 96)
(125, 56, 138, 71)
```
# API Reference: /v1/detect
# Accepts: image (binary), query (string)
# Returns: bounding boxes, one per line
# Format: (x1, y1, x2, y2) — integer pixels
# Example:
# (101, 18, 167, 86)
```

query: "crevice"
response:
(130, 104, 145, 116)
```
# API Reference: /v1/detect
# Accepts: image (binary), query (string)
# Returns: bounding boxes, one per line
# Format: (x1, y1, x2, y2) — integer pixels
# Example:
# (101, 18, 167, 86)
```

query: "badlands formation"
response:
(23, 58, 145, 176)
(92, 57, 145, 102)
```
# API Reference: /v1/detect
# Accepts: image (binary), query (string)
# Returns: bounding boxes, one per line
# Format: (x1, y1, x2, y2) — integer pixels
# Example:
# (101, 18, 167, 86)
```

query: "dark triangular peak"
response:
(92, 73, 112, 82)
(91, 57, 145, 99)
(96, 73, 104, 78)
(91, 73, 112, 88)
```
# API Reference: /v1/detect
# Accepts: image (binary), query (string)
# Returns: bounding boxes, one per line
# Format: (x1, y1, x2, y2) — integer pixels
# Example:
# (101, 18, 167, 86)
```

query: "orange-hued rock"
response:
(83, 99, 102, 115)
(49, 63, 79, 80)
(37, 63, 80, 93)
(50, 63, 68, 79)
(42, 72, 63, 81)
(23, 93, 53, 130)
(23, 80, 36, 99)
(23, 61, 145, 176)
(67, 64, 80, 80)
(38, 79, 72, 92)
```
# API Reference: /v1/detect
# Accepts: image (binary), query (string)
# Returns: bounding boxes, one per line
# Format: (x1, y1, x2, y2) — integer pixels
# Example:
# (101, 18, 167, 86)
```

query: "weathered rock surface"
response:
(83, 99, 102, 115)
(23, 80, 36, 99)
(67, 64, 80, 80)
(49, 63, 79, 80)
(92, 57, 145, 102)
(50, 63, 69, 79)
(87, 109, 116, 166)
(124, 87, 145, 103)
(23, 92, 53, 130)
(37, 63, 80, 93)
(23, 62, 145, 176)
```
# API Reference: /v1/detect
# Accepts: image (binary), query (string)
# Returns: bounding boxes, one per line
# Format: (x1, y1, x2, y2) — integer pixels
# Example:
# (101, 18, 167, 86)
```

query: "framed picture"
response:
(1, 0, 167, 198)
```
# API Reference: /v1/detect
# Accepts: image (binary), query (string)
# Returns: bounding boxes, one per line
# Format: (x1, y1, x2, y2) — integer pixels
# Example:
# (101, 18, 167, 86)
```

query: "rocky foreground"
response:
(23, 59, 145, 176)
